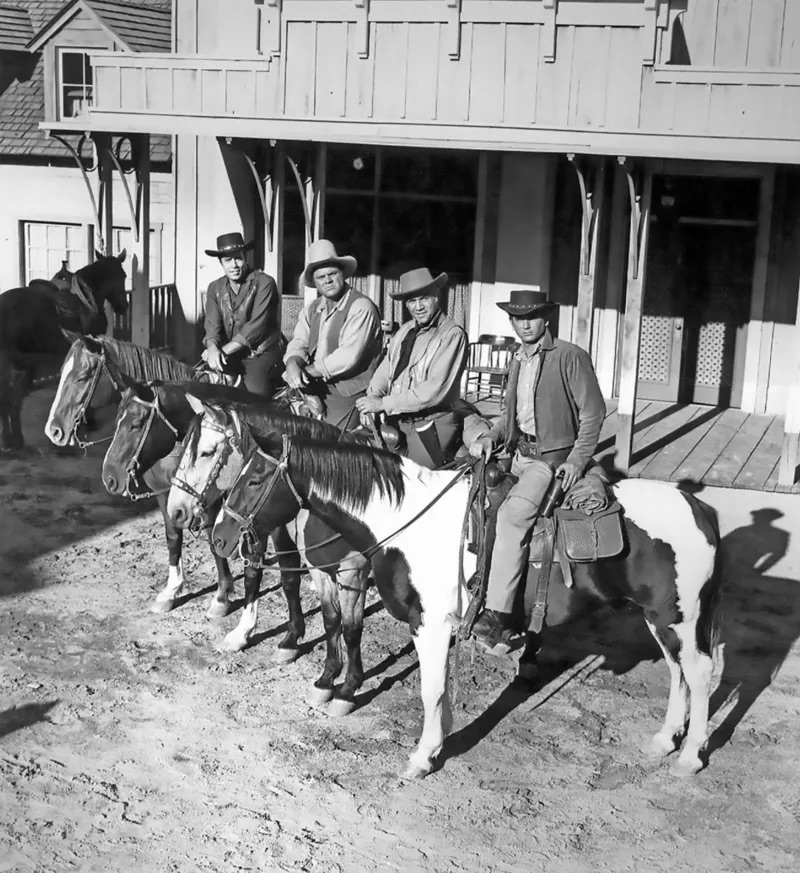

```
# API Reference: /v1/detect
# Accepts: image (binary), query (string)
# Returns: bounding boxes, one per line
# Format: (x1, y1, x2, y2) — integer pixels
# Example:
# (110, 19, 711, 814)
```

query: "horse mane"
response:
(284, 436, 406, 511)
(99, 337, 194, 383)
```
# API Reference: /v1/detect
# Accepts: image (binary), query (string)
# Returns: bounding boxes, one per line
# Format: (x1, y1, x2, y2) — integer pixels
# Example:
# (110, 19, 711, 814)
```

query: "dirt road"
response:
(1, 388, 799, 872)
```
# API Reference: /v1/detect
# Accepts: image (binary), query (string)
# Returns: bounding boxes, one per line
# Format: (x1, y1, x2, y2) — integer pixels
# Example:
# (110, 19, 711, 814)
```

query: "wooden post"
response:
(778, 284, 800, 488)
(568, 154, 605, 353)
(614, 158, 653, 471)
(96, 133, 113, 257)
(131, 133, 151, 347)
(312, 142, 326, 241)
(368, 148, 383, 309)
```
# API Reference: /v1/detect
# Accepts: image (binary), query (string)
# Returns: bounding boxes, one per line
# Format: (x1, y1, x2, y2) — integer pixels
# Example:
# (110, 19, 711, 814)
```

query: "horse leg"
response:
(222, 564, 262, 652)
(151, 496, 187, 613)
(8, 375, 25, 450)
(405, 615, 453, 779)
(329, 565, 369, 717)
(273, 525, 306, 662)
(672, 622, 716, 777)
(642, 619, 688, 761)
(308, 568, 343, 706)
(206, 550, 236, 620)
(517, 631, 542, 683)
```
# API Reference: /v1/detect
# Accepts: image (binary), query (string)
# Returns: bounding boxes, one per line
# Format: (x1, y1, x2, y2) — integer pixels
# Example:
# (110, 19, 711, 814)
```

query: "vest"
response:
(307, 288, 381, 397)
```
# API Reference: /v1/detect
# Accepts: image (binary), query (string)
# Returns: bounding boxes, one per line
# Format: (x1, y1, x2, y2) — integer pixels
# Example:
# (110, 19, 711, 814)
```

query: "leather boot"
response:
(471, 609, 514, 651)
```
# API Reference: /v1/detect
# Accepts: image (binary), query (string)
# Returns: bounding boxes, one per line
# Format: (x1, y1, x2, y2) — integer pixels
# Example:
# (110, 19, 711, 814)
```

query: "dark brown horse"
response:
(0, 252, 128, 449)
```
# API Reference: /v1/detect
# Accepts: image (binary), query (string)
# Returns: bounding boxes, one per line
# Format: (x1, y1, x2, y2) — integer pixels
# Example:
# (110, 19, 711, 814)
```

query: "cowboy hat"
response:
(204, 232, 254, 258)
(496, 289, 558, 317)
(302, 239, 358, 287)
(389, 267, 448, 300)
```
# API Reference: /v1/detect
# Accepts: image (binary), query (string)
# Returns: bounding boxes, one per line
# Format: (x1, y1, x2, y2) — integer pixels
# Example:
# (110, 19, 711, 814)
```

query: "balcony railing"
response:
(114, 283, 176, 350)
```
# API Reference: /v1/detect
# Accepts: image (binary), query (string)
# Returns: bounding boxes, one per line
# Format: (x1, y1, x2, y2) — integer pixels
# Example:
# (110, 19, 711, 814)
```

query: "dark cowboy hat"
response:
(389, 267, 448, 300)
(204, 232, 254, 258)
(302, 239, 358, 287)
(496, 289, 558, 317)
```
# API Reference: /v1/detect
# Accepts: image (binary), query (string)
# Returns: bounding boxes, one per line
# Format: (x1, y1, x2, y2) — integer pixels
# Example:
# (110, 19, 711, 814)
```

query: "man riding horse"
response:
(282, 240, 383, 426)
(467, 289, 606, 650)
(201, 232, 283, 396)
(356, 266, 469, 469)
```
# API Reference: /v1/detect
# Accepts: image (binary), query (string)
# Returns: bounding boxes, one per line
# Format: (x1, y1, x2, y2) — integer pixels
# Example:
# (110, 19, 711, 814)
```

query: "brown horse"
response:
(0, 252, 128, 449)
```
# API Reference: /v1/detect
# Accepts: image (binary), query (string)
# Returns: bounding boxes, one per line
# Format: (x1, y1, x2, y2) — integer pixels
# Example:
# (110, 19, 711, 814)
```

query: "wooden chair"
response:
(463, 334, 516, 400)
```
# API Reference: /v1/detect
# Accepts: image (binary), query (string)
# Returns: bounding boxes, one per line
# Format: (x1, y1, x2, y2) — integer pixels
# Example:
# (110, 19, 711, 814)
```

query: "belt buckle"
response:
(518, 439, 537, 459)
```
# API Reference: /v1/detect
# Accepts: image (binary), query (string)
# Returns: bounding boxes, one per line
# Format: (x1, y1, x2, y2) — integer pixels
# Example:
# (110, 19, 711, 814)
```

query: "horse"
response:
(0, 251, 128, 449)
(204, 432, 722, 780)
(165, 384, 377, 708)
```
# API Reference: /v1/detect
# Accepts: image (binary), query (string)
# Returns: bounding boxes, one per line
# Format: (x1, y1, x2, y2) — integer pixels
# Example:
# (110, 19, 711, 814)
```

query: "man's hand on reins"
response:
(284, 358, 309, 389)
(555, 461, 581, 491)
(202, 345, 226, 372)
(469, 437, 494, 461)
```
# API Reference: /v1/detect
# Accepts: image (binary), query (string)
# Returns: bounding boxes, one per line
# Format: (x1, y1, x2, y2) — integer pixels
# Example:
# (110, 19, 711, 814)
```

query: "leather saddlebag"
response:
(554, 502, 625, 562)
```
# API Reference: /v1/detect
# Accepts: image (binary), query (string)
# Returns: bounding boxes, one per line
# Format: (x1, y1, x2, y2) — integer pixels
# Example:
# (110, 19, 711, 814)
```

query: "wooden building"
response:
(32, 0, 800, 483)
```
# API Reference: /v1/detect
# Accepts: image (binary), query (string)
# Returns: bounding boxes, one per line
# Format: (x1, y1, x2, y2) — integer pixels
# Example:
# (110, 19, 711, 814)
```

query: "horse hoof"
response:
(476, 639, 512, 658)
(221, 635, 248, 653)
(402, 763, 432, 780)
(206, 600, 232, 620)
(671, 755, 703, 777)
(328, 697, 356, 718)
(150, 598, 176, 614)
(273, 646, 301, 664)
(643, 733, 677, 759)
(516, 661, 538, 681)
(308, 686, 334, 706)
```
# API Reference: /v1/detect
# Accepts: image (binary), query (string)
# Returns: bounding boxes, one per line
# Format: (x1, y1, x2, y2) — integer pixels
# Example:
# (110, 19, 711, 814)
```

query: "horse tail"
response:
(693, 496, 724, 664)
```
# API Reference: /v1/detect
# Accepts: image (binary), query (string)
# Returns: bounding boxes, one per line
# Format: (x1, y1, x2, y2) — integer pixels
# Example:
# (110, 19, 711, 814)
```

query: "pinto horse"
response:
(166, 386, 376, 708)
(0, 252, 128, 449)
(207, 432, 722, 779)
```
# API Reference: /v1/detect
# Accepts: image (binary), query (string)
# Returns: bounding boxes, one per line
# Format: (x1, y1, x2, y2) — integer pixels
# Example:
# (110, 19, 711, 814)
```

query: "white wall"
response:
(0, 162, 174, 292)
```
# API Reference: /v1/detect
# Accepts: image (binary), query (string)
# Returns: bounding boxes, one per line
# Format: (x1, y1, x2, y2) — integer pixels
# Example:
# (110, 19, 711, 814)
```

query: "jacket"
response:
(204, 269, 281, 357)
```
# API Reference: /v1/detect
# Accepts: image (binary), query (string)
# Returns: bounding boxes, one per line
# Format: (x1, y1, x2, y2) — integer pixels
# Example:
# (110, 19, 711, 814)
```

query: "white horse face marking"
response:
(45, 344, 79, 442)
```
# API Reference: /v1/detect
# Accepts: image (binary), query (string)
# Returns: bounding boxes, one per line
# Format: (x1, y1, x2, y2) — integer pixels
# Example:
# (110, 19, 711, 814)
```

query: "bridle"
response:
(70, 345, 123, 448)
(170, 415, 241, 522)
(121, 392, 180, 501)
(217, 434, 304, 556)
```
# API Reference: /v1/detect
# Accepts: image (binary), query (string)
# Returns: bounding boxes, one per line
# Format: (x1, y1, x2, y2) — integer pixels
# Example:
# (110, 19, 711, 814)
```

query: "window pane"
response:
(66, 225, 83, 249)
(380, 149, 479, 198)
(27, 223, 47, 247)
(47, 223, 67, 248)
(326, 145, 376, 192)
(61, 52, 85, 85)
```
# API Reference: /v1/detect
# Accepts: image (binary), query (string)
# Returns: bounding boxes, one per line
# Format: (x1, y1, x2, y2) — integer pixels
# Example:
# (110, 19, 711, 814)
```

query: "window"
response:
(59, 50, 93, 119)
(110, 227, 162, 288)
(23, 221, 88, 283)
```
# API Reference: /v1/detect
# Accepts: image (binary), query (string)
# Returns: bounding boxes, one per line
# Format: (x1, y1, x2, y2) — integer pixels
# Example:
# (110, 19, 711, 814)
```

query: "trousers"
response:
(484, 445, 567, 614)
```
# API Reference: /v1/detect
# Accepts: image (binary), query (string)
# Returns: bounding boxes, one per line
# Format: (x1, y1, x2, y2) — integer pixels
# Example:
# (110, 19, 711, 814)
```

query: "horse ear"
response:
(117, 248, 127, 264)
(60, 328, 82, 345)
(184, 392, 204, 415)
(203, 403, 227, 429)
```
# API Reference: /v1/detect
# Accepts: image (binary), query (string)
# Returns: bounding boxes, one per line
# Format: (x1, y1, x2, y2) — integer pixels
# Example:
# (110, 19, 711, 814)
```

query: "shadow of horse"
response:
(708, 507, 799, 752)
(0, 700, 59, 739)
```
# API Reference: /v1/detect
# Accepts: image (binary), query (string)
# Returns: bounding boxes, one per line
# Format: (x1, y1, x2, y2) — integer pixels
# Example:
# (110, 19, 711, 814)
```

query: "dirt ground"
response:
(1, 387, 799, 873)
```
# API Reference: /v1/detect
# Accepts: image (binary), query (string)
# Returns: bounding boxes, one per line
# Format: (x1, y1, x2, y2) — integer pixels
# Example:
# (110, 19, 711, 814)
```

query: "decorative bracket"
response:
(542, 0, 558, 63)
(618, 156, 649, 280)
(47, 131, 104, 252)
(446, 0, 462, 60)
(105, 136, 142, 245)
(354, 0, 370, 59)
(567, 154, 603, 277)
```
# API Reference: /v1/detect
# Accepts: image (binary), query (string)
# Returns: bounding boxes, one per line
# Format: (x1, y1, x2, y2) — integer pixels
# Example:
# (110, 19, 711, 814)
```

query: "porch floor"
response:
(470, 396, 799, 493)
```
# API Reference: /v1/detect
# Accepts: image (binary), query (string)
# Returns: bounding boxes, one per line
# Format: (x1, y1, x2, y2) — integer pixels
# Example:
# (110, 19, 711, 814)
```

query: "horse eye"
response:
(130, 421, 143, 431)
(199, 447, 214, 459)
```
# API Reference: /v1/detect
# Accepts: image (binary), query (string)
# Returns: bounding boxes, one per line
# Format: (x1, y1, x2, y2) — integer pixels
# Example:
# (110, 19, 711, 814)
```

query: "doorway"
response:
(638, 175, 760, 407)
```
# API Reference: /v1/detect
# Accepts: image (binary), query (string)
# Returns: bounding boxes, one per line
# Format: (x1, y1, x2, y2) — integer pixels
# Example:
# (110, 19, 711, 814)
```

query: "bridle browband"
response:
(120, 392, 180, 501)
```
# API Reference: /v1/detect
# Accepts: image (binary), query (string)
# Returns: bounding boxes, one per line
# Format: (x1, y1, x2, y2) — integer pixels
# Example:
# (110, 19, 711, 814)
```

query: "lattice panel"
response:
(639, 315, 673, 384)
(696, 321, 727, 387)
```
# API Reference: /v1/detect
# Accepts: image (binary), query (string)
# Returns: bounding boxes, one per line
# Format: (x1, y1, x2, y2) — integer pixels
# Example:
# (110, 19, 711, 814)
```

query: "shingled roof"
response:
(0, 0, 171, 161)
(0, 5, 34, 50)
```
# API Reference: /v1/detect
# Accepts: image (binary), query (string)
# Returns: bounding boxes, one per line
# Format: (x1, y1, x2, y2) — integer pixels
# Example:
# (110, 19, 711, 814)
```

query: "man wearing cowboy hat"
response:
(468, 289, 605, 650)
(283, 239, 382, 425)
(201, 231, 283, 395)
(356, 267, 468, 468)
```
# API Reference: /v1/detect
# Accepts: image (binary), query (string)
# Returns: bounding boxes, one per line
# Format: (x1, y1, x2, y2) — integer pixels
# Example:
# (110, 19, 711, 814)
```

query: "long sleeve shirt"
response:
(204, 269, 280, 356)
(284, 287, 382, 382)
(367, 312, 468, 417)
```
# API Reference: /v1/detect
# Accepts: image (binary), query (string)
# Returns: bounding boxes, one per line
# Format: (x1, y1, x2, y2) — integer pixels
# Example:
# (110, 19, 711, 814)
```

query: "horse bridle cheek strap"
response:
(74, 350, 121, 448)
(125, 395, 180, 501)
(170, 418, 237, 512)
(226, 435, 304, 544)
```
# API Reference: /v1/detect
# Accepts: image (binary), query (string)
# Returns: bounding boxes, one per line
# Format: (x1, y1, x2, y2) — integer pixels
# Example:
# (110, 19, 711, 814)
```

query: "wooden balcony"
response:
(85, 30, 800, 163)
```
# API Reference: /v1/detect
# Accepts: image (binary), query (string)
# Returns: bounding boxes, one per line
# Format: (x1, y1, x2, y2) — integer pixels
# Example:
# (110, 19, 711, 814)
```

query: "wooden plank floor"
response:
(469, 396, 798, 493)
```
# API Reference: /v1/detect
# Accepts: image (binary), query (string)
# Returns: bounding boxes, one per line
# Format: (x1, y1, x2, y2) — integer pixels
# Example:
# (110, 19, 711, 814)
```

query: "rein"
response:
(219, 435, 475, 573)
(123, 394, 180, 501)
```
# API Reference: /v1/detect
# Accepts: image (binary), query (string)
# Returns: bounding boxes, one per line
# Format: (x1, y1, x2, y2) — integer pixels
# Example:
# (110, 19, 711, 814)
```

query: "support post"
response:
(778, 284, 800, 488)
(368, 147, 383, 309)
(311, 142, 326, 241)
(95, 133, 113, 257)
(131, 134, 151, 347)
(614, 158, 653, 471)
(568, 154, 605, 353)
(263, 143, 284, 294)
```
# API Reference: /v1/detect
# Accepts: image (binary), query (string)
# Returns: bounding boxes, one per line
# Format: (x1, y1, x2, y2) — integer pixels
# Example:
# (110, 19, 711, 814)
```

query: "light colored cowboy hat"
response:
(389, 266, 448, 300)
(302, 239, 358, 287)
(204, 232, 254, 258)
(496, 289, 558, 317)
